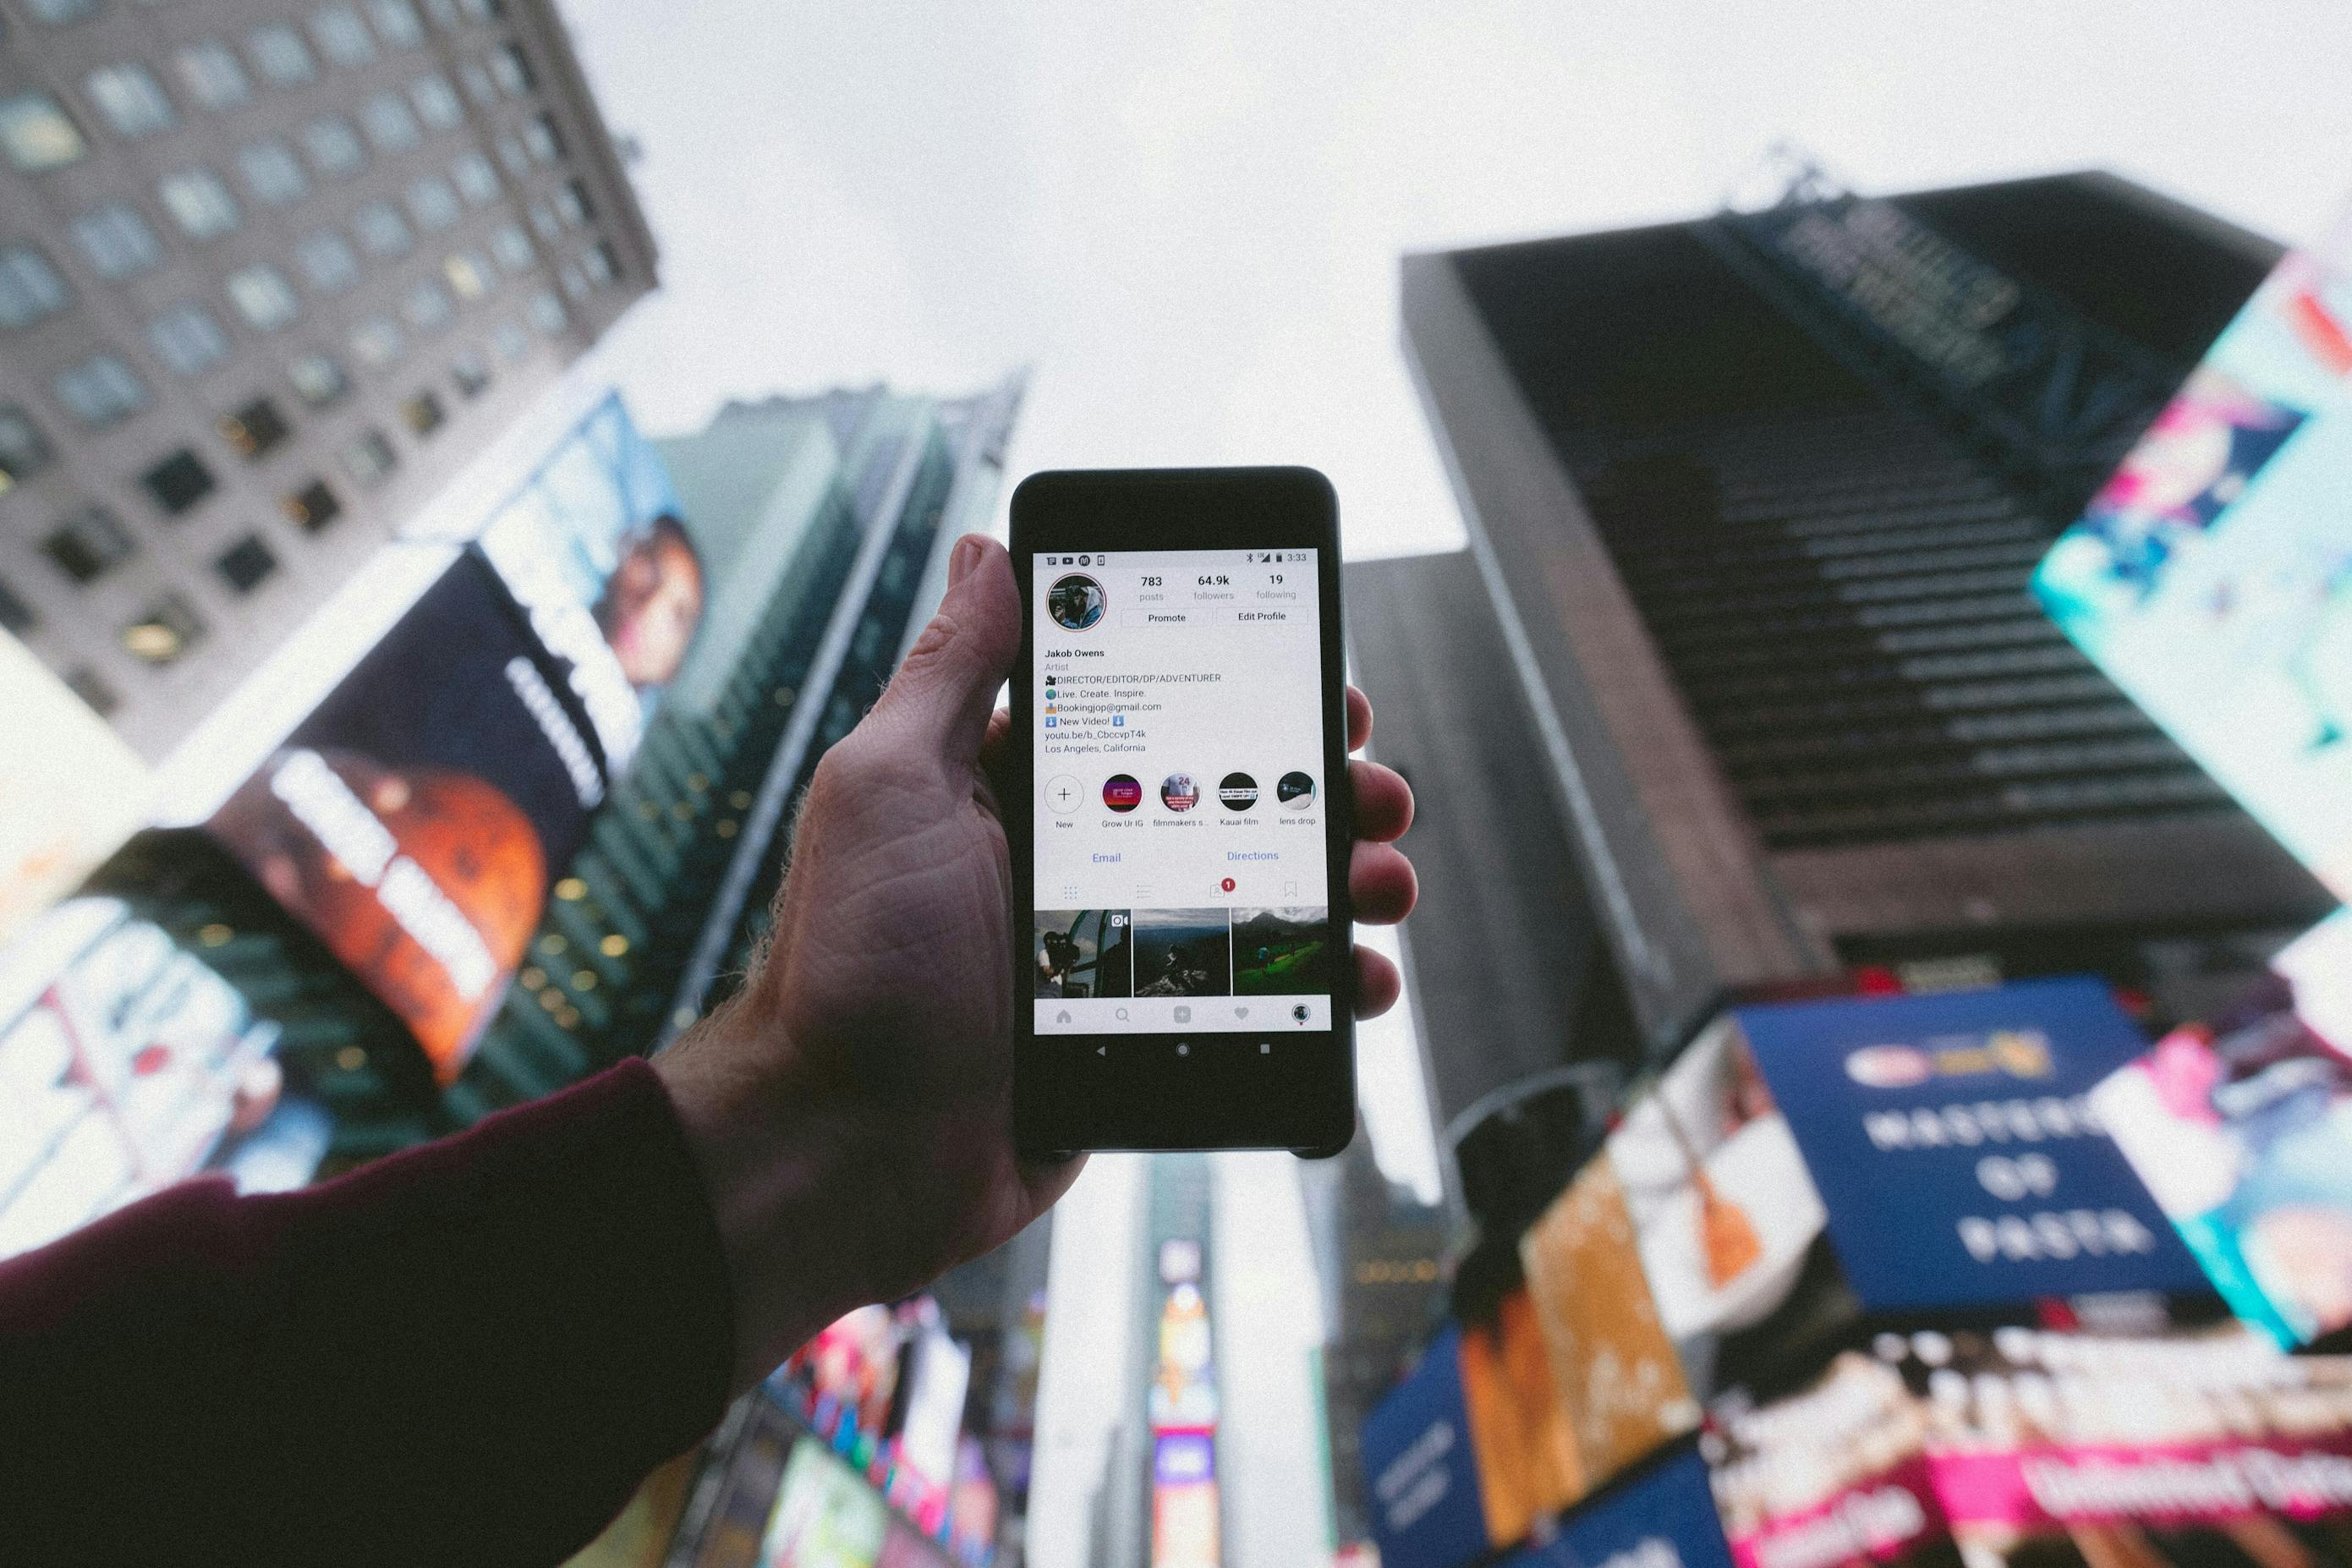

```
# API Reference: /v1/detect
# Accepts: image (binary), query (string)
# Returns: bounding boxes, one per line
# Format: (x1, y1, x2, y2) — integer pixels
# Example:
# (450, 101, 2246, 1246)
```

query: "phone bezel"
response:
(1008, 466, 1356, 1159)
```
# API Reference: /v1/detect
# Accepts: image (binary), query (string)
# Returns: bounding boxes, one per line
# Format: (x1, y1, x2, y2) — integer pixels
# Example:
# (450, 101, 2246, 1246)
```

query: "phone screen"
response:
(1030, 547, 1334, 1036)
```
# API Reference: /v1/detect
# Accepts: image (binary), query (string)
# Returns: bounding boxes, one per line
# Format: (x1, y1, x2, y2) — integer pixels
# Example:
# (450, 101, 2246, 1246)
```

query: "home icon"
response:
(1056, 1010, 1072, 1024)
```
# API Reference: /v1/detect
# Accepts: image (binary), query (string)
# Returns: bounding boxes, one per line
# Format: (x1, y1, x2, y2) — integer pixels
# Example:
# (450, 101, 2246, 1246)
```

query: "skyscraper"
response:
(1389, 168, 2334, 1066)
(0, 0, 654, 759)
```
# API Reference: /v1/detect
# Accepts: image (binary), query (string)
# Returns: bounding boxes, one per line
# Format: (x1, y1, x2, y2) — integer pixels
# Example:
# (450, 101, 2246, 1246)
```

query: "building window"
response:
(477, 232, 530, 285)
(528, 289, 566, 337)
(522, 115, 562, 165)
(400, 388, 445, 436)
(247, 24, 318, 86)
(458, 60, 497, 108)
(227, 264, 300, 332)
(350, 315, 403, 368)
(215, 535, 279, 594)
(584, 241, 619, 288)
(176, 43, 252, 112)
(294, 229, 360, 295)
(405, 174, 459, 231)
(147, 302, 232, 376)
(85, 63, 177, 139)
(401, 278, 452, 333)
(0, 244, 71, 328)
(443, 250, 491, 299)
(354, 201, 413, 257)
(450, 150, 498, 206)
(562, 181, 596, 226)
(299, 114, 366, 179)
(494, 134, 529, 179)
(527, 198, 560, 241)
(220, 396, 291, 459)
(43, 506, 137, 583)
(140, 448, 217, 516)
(282, 478, 342, 530)
(450, 349, 491, 399)
(409, 73, 463, 131)
(54, 354, 150, 429)
(491, 317, 528, 363)
(0, 405, 55, 489)
(158, 168, 242, 240)
(423, 0, 461, 28)
(556, 259, 587, 302)
(122, 594, 206, 666)
(360, 90, 420, 153)
(310, 4, 379, 68)
(0, 578, 34, 636)
(487, 43, 535, 96)
(238, 138, 310, 207)
(63, 667, 118, 717)
(457, 0, 494, 19)
(341, 428, 397, 489)
(0, 93, 85, 173)
(365, 0, 426, 49)
(70, 203, 162, 279)
(288, 352, 351, 408)
(26, 0, 101, 21)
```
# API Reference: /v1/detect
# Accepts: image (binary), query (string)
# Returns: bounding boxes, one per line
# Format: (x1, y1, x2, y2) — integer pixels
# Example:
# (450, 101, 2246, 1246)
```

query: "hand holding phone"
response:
(1012, 468, 1394, 1155)
(657, 521, 1413, 1388)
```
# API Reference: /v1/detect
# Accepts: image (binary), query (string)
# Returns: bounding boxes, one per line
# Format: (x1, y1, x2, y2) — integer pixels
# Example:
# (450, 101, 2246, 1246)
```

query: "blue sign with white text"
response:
(1500, 1443, 1733, 1568)
(1735, 978, 2209, 1311)
(1361, 1324, 1488, 1568)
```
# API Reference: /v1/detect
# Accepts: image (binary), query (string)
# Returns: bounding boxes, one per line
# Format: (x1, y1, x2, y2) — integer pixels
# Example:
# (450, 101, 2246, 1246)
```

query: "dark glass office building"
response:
(1370, 171, 2333, 1141)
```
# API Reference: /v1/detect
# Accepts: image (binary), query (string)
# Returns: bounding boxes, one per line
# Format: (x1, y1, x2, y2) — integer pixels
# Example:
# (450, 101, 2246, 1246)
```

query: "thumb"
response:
(871, 534, 1019, 766)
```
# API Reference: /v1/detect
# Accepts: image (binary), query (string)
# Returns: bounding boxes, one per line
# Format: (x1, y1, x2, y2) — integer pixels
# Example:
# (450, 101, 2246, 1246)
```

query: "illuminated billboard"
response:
(2034, 211, 2352, 895)
(0, 897, 282, 1261)
(2093, 912, 2352, 1348)
(474, 392, 702, 774)
(208, 552, 606, 1081)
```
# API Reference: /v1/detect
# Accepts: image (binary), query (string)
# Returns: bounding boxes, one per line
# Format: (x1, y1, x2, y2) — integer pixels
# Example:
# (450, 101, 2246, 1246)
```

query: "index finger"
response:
(1347, 684, 1372, 752)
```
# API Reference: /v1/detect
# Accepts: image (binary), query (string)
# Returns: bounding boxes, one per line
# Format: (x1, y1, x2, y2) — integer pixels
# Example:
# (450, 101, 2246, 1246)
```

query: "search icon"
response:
(1116, 1007, 1130, 1021)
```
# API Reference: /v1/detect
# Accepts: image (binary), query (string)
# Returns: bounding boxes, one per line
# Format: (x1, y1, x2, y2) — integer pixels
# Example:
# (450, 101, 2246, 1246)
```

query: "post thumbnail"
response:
(1132, 908, 1233, 998)
(1032, 909, 1133, 1000)
(1230, 907, 1332, 995)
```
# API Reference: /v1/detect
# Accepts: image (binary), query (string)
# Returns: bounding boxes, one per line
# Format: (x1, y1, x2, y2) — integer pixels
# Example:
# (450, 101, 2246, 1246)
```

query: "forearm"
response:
(0, 1059, 733, 1566)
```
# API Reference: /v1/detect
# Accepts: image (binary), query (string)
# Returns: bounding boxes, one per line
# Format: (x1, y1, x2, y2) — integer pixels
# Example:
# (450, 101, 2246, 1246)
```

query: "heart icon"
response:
(1235, 1006, 1248, 1019)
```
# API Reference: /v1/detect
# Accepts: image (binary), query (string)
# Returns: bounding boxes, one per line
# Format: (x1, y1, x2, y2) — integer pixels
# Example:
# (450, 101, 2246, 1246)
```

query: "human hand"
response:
(656, 534, 1417, 1391)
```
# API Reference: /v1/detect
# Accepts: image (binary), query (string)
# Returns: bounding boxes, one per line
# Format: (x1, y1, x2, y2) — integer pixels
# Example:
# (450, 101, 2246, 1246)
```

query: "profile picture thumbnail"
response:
(1161, 773, 1200, 812)
(1103, 774, 1143, 813)
(1033, 908, 1132, 1000)
(1047, 573, 1106, 632)
(1218, 772, 1258, 812)
(1277, 771, 1316, 808)
(1132, 908, 1232, 998)
(1232, 907, 1333, 996)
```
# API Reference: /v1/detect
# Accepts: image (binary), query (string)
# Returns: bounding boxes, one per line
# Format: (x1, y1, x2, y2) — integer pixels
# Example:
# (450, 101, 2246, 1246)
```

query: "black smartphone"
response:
(1009, 467, 1355, 1158)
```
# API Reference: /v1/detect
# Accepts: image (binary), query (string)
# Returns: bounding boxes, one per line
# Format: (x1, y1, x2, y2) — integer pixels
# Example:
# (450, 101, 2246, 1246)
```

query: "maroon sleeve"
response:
(0, 1056, 736, 1566)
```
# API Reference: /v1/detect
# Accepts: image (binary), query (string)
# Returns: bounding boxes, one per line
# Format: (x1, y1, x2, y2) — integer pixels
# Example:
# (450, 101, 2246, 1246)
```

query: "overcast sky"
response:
(559, 0, 2352, 563)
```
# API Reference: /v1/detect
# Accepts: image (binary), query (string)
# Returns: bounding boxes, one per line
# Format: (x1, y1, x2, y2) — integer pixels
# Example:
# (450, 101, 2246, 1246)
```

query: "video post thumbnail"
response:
(1033, 909, 1133, 1000)
(1132, 908, 1233, 998)
(1230, 907, 1332, 996)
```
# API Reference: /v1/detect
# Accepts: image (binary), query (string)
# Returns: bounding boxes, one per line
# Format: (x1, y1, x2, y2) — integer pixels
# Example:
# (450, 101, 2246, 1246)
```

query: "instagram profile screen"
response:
(1033, 549, 1331, 1034)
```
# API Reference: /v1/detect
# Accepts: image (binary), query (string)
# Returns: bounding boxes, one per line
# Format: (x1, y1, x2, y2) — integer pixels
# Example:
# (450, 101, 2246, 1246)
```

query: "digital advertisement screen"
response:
(0, 897, 278, 1262)
(1736, 979, 2209, 1312)
(207, 551, 606, 1081)
(2034, 211, 2352, 896)
(474, 392, 701, 775)
(1032, 548, 1331, 1035)
(2093, 913, 2352, 1348)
